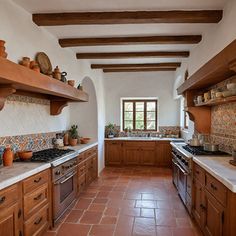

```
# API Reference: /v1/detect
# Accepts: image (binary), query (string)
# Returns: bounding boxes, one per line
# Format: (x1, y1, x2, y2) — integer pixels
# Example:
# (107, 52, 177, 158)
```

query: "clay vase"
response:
(69, 138, 78, 146)
(21, 57, 30, 68)
(2, 147, 14, 166)
(0, 40, 7, 58)
(63, 133, 69, 146)
(53, 66, 61, 80)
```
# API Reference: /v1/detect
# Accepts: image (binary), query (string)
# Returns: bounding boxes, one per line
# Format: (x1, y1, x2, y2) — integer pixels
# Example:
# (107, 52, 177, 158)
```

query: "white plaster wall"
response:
(174, 0, 236, 137)
(0, 0, 106, 173)
(104, 71, 180, 127)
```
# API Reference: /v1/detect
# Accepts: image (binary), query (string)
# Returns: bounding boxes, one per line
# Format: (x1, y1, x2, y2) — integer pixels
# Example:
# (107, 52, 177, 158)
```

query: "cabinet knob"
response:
(0, 196, 6, 204)
(34, 177, 42, 183)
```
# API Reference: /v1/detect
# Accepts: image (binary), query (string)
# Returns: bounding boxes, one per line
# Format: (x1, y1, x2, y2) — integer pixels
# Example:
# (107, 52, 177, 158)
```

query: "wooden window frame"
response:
(122, 99, 158, 131)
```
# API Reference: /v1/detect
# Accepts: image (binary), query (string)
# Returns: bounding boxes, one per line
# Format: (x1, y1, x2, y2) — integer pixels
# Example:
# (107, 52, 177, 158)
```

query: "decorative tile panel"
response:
(6, 94, 50, 105)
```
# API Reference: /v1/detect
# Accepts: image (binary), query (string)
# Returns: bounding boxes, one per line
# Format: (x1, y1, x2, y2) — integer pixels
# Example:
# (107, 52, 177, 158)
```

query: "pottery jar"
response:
(63, 132, 69, 146)
(2, 147, 14, 166)
(32, 64, 40, 73)
(21, 57, 30, 68)
(53, 66, 61, 80)
(0, 40, 7, 58)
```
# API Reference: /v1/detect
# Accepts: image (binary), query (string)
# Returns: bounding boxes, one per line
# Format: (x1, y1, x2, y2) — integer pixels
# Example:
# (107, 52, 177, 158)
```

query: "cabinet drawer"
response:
(124, 141, 155, 147)
(0, 184, 18, 209)
(23, 170, 49, 194)
(77, 153, 86, 163)
(24, 205, 49, 236)
(206, 173, 227, 206)
(78, 163, 86, 176)
(193, 164, 205, 185)
(78, 174, 86, 191)
(24, 183, 49, 219)
(84, 147, 97, 158)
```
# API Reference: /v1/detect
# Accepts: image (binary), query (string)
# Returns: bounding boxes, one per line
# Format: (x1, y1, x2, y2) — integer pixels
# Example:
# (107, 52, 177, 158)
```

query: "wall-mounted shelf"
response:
(195, 96, 236, 107)
(177, 39, 236, 95)
(0, 57, 88, 115)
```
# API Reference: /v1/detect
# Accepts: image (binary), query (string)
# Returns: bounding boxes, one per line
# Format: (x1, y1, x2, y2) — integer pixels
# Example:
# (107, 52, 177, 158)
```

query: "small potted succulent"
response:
(69, 125, 79, 146)
(107, 123, 115, 138)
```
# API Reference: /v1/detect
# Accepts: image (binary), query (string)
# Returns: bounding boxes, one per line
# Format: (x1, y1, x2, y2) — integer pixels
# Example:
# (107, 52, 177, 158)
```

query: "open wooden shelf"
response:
(195, 96, 236, 107)
(177, 39, 236, 95)
(0, 57, 88, 115)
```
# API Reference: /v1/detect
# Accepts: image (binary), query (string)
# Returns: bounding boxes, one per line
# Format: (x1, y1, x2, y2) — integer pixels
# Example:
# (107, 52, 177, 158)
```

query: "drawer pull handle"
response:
(0, 196, 6, 204)
(210, 183, 217, 190)
(34, 177, 42, 183)
(34, 217, 42, 225)
(34, 193, 43, 201)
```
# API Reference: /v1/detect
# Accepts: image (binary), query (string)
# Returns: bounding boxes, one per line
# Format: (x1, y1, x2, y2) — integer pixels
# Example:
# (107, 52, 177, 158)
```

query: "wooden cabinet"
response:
(105, 141, 123, 165)
(77, 145, 98, 194)
(192, 163, 236, 236)
(0, 184, 22, 236)
(105, 140, 172, 167)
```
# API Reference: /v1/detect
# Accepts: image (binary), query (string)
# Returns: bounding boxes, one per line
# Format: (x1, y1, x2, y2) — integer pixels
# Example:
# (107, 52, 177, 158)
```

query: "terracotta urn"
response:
(0, 40, 8, 58)
(63, 132, 69, 146)
(2, 147, 14, 166)
(53, 66, 61, 80)
(21, 57, 30, 68)
(69, 138, 78, 146)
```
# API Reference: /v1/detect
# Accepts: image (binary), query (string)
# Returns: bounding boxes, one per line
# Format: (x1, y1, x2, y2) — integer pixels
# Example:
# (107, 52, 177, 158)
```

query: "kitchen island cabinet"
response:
(105, 139, 174, 167)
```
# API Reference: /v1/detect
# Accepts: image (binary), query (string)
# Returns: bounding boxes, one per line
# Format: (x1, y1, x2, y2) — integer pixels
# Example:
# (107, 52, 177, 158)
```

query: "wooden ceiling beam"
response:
(32, 10, 223, 26)
(91, 62, 181, 69)
(103, 68, 177, 73)
(76, 51, 190, 59)
(59, 35, 202, 47)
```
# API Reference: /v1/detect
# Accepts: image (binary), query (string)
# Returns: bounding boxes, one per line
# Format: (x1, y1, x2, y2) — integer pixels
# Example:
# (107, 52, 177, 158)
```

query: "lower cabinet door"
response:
(0, 202, 20, 236)
(203, 190, 225, 236)
(105, 142, 122, 165)
(123, 147, 140, 165)
(140, 147, 155, 165)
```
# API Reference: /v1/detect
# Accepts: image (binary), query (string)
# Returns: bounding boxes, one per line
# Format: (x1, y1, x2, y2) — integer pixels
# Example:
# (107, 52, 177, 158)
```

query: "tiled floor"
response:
(44, 167, 203, 236)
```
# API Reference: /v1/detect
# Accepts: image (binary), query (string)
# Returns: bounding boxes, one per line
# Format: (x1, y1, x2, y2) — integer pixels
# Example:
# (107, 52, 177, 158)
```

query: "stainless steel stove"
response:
(182, 145, 228, 156)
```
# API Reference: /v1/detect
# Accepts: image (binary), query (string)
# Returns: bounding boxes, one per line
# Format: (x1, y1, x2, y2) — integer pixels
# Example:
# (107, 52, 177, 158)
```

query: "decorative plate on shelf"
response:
(35, 52, 52, 75)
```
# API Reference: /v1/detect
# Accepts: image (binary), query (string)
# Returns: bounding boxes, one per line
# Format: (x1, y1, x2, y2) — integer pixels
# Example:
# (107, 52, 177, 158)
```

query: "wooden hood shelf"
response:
(177, 39, 236, 94)
(0, 57, 88, 115)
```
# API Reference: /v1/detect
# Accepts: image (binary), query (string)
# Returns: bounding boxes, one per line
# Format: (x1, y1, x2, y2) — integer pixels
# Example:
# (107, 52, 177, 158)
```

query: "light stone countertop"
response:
(0, 162, 50, 191)
(105, 137, 184, 142)
(0, 141, 98, 191)
(193, 155, 236, 192)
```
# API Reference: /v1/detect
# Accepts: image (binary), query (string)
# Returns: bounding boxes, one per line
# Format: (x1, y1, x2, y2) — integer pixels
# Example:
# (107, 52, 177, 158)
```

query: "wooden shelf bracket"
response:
(50, 100, 68, 115)
(0, 86, 16, 110)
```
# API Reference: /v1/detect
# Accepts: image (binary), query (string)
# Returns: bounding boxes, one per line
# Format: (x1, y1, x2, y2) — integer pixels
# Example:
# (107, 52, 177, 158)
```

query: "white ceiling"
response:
(12, 0, 227, 67)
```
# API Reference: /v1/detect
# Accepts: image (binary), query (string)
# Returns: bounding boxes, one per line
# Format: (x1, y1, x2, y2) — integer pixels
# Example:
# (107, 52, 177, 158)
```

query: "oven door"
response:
(53, 169, 77, 223)
(177, 163, 188, 204)
(172, 158, 178, 188)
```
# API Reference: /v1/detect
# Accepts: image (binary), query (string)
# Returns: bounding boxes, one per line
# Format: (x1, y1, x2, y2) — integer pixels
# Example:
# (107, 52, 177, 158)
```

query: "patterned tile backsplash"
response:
(211, 102, 236, 154)
(0, 131, 59, 158)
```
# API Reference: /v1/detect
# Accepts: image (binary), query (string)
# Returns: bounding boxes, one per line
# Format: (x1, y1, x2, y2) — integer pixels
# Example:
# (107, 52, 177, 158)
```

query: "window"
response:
(122, 99, 158, 131)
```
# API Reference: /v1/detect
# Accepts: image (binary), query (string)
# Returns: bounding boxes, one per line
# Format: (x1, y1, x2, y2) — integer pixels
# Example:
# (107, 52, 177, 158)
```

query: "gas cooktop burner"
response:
(183, 145, 228, 156)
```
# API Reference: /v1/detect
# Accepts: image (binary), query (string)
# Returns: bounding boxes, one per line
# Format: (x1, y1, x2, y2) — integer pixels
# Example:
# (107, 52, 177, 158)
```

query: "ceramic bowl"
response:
(80, 138, 91, 144)
(222, 90, 232, 97)
(17, 151, 33, 161)
(227, 83, 236, 91)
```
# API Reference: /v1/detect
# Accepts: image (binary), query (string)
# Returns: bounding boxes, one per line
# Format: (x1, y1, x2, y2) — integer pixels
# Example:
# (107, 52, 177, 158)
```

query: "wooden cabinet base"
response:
(105, 140, 172, 167)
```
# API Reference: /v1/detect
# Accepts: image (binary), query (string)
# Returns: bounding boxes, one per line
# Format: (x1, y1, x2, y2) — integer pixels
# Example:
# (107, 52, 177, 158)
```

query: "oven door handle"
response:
(55, 171, 77, 185)
(176, 163, 188, 176)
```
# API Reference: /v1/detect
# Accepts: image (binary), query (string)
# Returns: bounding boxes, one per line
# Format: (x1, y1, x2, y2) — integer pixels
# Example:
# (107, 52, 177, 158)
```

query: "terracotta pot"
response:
(3, 147, 14, 166)
(32, 65, 40, 73)
(69, 138, 78, 146)
(0, 40, 5, 47)
(21, 57, 30, 68)
(53, 66, 61, 80)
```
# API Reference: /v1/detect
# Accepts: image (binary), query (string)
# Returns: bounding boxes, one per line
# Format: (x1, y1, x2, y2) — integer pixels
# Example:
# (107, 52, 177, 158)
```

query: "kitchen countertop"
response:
(0, 140, 98, 191)
(170, 142, 236, 193)
(0, 162, 50, 191)
(105, 137, 184, 142)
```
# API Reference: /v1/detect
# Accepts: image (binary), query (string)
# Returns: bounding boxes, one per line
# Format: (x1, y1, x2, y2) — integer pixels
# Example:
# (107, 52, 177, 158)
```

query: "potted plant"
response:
(69, 125, 79, 146)
(107, 123, 115, 138)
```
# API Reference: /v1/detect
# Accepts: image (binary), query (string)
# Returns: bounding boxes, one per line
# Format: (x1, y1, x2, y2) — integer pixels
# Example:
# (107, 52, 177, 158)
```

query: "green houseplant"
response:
(69, 125, 79, 146)
(107, 123, 115, 138)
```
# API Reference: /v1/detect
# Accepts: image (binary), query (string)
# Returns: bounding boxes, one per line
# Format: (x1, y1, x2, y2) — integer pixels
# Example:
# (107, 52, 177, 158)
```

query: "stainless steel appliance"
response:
(52, 157, 77, 224)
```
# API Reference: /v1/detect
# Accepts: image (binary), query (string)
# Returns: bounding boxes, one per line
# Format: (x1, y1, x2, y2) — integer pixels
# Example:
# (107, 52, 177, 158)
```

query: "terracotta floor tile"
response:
(141, 208, 155, 218)
(156, 200, 173, 209)
(120, 207, 140, 217)
(133, 217, 156, 236)
(108, 191, 125, 199)
(124, 192, 142, 200)
(99, 186, 114, 191)
(80, 191, 98, 198)
(75, 198, 92, 210)
(135, 200, 156, 208)
(90, 224, 115, 236)
(115, 215, 134, 236)
(80, 211, 103, 224)
(142, 193, 156, 200)
(64, 209, 84, 223)
(176, 218, 193, 228)
(57, 223, 91, 236)
(156, 226, 173, 236)
(104, 207, 120, 216)
(100, 216, 117, 224)
(155, 209, 176, 227)
(88, 203, 106, 212)
(172, 228, 197, 236)
(97, 191, 110, 198)
(93, 198, 109, 204)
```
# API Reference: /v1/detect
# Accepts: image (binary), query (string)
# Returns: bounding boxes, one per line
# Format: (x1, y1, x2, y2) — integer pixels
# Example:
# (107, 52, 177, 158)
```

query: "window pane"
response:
(124, 121, 133, 130)
(147, 102, 156, 111)
(135, 111, 144, 121)
(124, 102, 133, 111)
(135, 102, 144, 111)
(124, 111, 133, 120)
(147, 112, 156, 121)
(136, 121, 144, 130)
(147, 121, 155, 130)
